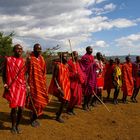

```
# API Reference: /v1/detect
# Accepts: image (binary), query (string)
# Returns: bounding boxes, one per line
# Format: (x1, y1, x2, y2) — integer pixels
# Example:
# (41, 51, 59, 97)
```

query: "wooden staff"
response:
(93, 90, 111, 112)
(68, 40, 75, 62)
(27, 89, 38, 117)
(68, 39, 77, 73)
(25, 52, 39, 116)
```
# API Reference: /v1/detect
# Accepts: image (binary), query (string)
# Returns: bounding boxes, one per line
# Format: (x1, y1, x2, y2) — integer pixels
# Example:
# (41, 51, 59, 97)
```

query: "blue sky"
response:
(88, 0, 140, 56)
(0, 0, 140, 56)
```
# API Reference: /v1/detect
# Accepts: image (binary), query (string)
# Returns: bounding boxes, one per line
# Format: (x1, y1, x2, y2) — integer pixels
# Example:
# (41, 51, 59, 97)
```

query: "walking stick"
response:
(92, 90, 111, 112)
(68, 39, 77, 73)
(68, 40, 75, 62)
(27, 89, 38, 117)
(25, 53, 39, 117)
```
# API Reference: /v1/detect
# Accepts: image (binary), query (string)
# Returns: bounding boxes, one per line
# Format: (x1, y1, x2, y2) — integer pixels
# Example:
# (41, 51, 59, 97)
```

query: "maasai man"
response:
(26, 43, 49, 127)
(104, 59, 114, 99)
(80, 46, 94, 72)
(80, 46, 95, 110)
(131, 56, 140, 103)
(122, 56, 134, 103)
(112, 58, 122, 104)
(91, 52, 104, 105)
(2, 44, 26, 134)
(67, 51, 85, 115)
(48, 52, 71, 123)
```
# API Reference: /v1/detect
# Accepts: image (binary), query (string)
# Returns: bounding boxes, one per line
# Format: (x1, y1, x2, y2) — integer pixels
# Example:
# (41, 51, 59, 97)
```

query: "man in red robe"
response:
(122, 56, 134, 103)
(49, 52, 71, 123)
(80, 46, 94, 73)
(67, 51, 85, 115)
(131, 56, 140, 103)
(91, 52, 104, 106)
(80, 46, 95, 110)
(104, 59, 114, 100)
(26, 43, 49, 127)
(3, 44, 26, 134)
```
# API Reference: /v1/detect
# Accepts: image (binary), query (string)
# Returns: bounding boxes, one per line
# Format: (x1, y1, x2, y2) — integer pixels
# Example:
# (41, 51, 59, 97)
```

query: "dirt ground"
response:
(0, 77, 140, 140)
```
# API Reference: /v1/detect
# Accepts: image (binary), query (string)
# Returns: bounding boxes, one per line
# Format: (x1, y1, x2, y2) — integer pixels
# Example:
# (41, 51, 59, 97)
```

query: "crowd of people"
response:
(1, 44, 140, 134)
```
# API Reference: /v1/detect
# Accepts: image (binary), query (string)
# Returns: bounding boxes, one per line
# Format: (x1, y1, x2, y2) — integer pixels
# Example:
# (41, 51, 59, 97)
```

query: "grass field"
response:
(0, 76, 140, 140)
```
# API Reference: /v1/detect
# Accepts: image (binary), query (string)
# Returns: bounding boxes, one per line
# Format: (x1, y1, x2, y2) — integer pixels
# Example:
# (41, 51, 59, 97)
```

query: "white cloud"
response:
(115, 33, 140, 55)
(104, 3, 116, 11)
(83, 0, 106, 6)
(92, 3, 116, 15)
(95, 40, 108, 48)
(0, 15, 34, 23)
(110, 18, 137, 28)
(116, 33, 140, 48)
(0, 0, 140, 56)
(95, 0, 106, 4)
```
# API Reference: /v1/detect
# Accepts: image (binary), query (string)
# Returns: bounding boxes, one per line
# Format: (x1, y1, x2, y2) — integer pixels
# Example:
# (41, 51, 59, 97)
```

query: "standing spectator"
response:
(26, 43, 49, 127)
(80, 46, 95, 110)
(122, 56, 134, 103)
(3, 44, 26, 134)
(49, 52, 71, 123)
(113, 58, 122, 104)
(67, 51, 85, 115)
(104, 59, 114, 100)
(131, 56, 140, 103)
(91, 52, 104, 106)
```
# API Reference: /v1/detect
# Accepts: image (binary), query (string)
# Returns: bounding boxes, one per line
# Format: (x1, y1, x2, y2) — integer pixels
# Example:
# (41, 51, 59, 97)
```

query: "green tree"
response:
(0, 32, 14, 56)
(0, 32, 14, 72)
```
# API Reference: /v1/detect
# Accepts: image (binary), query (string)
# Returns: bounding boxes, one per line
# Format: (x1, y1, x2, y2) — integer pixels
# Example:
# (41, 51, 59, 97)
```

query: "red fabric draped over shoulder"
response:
(3, 56, 26, 108)
(26, 53, 48, 116)
(122, 62, 134, 96)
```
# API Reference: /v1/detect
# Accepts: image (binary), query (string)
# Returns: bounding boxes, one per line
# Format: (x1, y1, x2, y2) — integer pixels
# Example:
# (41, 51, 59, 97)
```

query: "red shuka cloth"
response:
(48, 62, 71, 102)
(67, 59, 85, 106)
(104, 63, 114, 90)
(26, 53, 48, 116)
(80, 53, 95, 95)
(80, 53, 94, 74)
(133, 62, 140, 88)
(122, 62, 134, 96)
(3, 56, 26, 108)
(95, 59, 105, 89)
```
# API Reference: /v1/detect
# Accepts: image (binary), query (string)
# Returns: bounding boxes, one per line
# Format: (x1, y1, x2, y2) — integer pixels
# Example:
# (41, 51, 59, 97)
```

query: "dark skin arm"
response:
(25, 56, 31, 92)
(2, 58, 9, 90)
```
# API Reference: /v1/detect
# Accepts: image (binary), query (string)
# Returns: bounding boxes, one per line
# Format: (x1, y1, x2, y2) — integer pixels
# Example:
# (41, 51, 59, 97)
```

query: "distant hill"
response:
(105, 55, 137, 63)
(79, 55, 137, 63)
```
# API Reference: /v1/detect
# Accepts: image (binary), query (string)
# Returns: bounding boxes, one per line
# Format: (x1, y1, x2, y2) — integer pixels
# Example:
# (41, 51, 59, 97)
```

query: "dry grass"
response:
(0, 76, 140, 140)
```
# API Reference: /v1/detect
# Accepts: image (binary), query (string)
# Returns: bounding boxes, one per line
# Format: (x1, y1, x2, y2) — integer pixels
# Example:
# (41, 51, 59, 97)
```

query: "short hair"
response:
(136, 56, 139, 60)
(115, 57, 120, 61)
(86, 46, 91, 52)
(125, 55, 131, 60)
(33, 43, 41, 50)
(59, 52, 67, 59)
(109, 58, 113, 62)
(71, 51, 77, 56)
(96, 52, 102, 57)
(13, 44, 22, 52)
